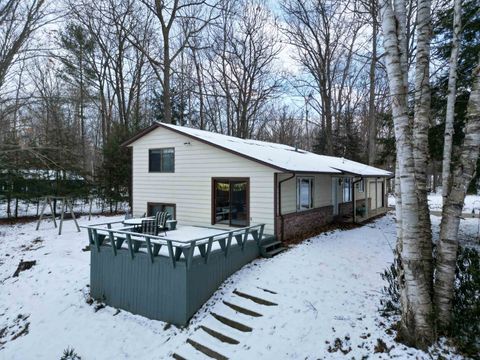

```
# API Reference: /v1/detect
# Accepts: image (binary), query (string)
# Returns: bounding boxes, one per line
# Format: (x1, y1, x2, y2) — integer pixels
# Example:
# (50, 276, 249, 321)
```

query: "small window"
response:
(149, 148, 174, 172)
(297, 177, 314, 211)
(357, 179, 365, 193)
(148, 203, 175, 219)
(343, 178, 352, 202)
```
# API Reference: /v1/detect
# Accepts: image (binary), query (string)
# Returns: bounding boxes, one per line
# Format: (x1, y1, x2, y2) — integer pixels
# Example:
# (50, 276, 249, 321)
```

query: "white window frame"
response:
(357, 179, 365, 193)
(343, 178, 352, 202)
(296, 177, 314, 211)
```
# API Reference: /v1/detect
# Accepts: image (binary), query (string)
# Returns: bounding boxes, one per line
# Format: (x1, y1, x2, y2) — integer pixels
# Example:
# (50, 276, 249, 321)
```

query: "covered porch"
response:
(351, 176, 389, 223)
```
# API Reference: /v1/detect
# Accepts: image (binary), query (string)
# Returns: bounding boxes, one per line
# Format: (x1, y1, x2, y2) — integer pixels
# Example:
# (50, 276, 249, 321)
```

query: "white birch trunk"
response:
(413, 0, 433, 295)
(435, 58, 480, 329)
(441, 0, 462, 198)
(379, 0, 434, 348)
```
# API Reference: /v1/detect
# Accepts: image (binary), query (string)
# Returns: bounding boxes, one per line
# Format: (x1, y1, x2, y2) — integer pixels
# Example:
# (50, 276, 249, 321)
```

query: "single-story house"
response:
(123, 122, 392, 241)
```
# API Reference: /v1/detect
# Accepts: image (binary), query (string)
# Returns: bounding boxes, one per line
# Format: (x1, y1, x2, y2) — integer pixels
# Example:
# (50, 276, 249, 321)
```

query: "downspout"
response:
(278, 173, 296, 241)
(352, 177, 363, 223)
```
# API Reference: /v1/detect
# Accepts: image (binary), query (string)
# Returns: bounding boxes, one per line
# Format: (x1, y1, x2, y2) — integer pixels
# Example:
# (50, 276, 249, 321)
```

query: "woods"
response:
(0, 0, 479, 354)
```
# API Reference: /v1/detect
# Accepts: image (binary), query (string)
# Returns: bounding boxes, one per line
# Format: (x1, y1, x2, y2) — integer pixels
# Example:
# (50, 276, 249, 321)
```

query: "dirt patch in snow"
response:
(0, 314, 30, 349)
(19, 237, 44, 252)
(12, 260, 37, 277)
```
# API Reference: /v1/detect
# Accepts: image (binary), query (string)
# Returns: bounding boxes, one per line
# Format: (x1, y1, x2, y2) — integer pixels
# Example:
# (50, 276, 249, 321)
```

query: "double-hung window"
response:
(357, 179, 365, 193)
(343, 178, 352, 202)
(297, 177, 314, 211)
(149, 148, 174, 172)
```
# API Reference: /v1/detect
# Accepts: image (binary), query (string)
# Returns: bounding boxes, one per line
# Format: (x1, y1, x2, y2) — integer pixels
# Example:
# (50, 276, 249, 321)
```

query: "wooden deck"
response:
(81, 220, 270, 325)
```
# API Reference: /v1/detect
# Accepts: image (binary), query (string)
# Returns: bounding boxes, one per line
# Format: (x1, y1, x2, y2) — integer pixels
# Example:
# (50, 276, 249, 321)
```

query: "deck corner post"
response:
(92, 228, 100, 252)
(186, 241, 196, 268)
(145, 236, 154, 263)
(204, 237, 213, 264)
(167, 240, 176, 268)
(225, 233, 233, 257)
(126, 233, 134, 259)
(242, 228, 249, 251)
(108, 230, 117, 256)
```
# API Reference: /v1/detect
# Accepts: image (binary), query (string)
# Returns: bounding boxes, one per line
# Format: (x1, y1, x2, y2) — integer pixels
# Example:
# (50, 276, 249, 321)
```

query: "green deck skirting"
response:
(90, 239, 262, 326)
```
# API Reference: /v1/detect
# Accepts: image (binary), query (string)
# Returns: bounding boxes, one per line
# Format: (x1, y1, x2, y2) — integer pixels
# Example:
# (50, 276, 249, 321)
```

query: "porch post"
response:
(353, 178, 357, 223)
(365, 178, 369, 219)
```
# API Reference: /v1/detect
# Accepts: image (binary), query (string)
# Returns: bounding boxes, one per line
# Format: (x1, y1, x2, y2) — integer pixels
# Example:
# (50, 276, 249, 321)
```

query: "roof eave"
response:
(121, 123, 161, 147)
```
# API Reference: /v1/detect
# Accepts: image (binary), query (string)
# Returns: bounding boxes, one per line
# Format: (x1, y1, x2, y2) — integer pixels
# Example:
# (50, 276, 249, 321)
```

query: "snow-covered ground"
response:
(0, 199, 129, 219)
(388, 193, 480, 213)
(0, 213, 475, 359)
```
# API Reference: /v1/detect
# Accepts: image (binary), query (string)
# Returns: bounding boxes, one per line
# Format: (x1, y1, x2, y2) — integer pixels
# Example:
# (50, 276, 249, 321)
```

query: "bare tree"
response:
(361, 0, 380, 165)
(281, 0, 364, 155)
(441, 0, 462, 197)
(0, 0, 49, 90)
(134, 0, 216, 124)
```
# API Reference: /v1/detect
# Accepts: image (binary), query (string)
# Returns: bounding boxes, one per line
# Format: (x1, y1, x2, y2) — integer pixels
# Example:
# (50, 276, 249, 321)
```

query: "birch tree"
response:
(379, 0, 434, 348)
(441, 0, 462, 198)
(413, 0, 433, 293)
(435, 56, 480, 330)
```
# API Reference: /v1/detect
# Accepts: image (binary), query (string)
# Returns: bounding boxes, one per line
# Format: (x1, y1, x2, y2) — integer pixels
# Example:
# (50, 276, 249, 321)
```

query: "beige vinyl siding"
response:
(354, 178, 386, 209)
(354, 179, 366, 200)
(131, 127, 276, 233)
(278, 173, 333, 214)
(367, 178, 384, 209)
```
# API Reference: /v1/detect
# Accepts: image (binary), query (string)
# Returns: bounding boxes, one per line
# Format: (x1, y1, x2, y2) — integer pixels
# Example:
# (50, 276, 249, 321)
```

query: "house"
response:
(84, 123, 393, 325)
(123, 122, 392, 241)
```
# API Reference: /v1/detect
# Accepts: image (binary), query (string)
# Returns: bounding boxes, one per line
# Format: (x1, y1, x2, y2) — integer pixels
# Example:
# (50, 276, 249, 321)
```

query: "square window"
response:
(149, 148, 174, 172)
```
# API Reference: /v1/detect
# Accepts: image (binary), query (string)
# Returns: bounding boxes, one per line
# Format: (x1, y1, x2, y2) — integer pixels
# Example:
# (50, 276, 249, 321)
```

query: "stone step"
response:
(172, 353, 187, 360)
(256, 286, 278, 294)
(172, 347, 209, 360)
(261, 240, 282, 251)
(186, 338, 228, 360)
(199, 325, 240, 345)
(263, 246, 287, 258)
(211, 312, 253, 332)
(222, 301, 262, 317)
(233, 289, 278, 306)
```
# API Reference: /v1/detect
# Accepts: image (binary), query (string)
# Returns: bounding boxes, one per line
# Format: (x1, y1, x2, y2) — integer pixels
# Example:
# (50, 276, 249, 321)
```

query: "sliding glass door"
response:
(213, 178, 249, 227)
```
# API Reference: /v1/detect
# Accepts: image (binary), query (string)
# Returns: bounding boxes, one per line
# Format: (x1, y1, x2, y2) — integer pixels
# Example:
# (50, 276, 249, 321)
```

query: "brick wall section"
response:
(355, 198, 372, 209)
(276, 205, 333, 241)
(338, 201, 353, 216)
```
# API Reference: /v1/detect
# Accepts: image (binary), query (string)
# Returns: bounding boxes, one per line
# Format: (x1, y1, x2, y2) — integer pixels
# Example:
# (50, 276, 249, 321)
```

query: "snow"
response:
(0, 199, 129, 219)
(160, 226, 234, 243)
(388, 193, 480, 213)
(0, 213, 471, 359)
(153, 123, 392, 176)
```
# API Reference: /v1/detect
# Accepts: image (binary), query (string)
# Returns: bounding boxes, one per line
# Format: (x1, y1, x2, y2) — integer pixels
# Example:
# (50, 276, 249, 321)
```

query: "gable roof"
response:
(123, 122, 392, 177)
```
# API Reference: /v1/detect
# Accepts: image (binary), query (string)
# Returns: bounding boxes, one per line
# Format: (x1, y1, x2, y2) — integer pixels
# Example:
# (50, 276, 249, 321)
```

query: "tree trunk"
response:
(367, 4, 377, 165)
(441, 0, 462, 198)
(379, 0, 434, 348)
(435, 58, 480, 330)
(413, 0, 433, 296)
(162, 29, 172, 124)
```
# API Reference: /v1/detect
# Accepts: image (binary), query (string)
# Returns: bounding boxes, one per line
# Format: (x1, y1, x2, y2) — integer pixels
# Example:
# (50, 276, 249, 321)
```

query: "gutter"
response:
(278, 173, 296, 241)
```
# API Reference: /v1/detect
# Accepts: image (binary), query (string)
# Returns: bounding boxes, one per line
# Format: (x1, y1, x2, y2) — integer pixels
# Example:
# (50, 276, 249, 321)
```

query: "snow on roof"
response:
(157, 122, 392, 177)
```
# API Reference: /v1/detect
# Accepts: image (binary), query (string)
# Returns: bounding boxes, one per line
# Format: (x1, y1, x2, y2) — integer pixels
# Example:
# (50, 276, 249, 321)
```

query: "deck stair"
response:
(260, 235, 287, 258)
(172, 288, 279, 359)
